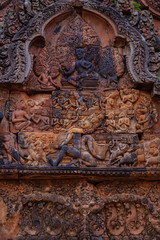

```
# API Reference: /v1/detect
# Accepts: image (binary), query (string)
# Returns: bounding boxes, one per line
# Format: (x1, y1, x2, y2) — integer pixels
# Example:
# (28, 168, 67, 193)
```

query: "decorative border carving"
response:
(141, 0, 160, 19)
(0, 180, 159, 238)
(0, 166, 160, 180)
(9, 188, 160, 238)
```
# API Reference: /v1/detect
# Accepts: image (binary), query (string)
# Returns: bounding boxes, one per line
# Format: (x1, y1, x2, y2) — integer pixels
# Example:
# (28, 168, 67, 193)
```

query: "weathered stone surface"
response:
(0, 180, 159, 239)
(0, 0, 159, 172)
(0, 89, 9, 133)
(0, 0, 160, 238)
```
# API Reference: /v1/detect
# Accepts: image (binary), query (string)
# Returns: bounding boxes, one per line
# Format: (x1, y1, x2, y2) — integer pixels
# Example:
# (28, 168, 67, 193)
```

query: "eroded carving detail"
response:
(0, 0, 159, 173)
(0, 1, 160, 239)
(0, 87, 157, 169)
(0, 180, 159, 239)
(0, 0, 158, 94)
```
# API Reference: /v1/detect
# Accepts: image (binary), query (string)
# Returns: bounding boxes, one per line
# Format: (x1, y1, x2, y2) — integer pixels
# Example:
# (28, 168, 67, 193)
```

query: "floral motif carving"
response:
(0, 180, 159, 239)
(0, 1, 160, 239)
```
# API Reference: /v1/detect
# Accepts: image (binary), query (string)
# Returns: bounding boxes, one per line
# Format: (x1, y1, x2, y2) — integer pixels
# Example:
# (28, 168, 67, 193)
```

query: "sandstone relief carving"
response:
(0, 1, 160, 239)
(0, 0, 159, 176)
(6, 89, 156, 169)
(9, 92, 52, 133)
(0, 90, 9, 134)
(0, 180, 159, 239)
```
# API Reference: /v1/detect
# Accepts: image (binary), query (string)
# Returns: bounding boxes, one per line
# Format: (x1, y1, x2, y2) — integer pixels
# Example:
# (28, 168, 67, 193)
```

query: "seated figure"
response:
(61, 48, 100, 89)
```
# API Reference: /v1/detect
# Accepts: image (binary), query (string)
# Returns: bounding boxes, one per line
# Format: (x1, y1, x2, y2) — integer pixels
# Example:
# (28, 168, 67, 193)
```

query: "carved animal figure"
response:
(108, 143, 129, 166)
(81, 135, 110, 160)
(57, 112, 105, 149)
(145, 157, 160, 167)
(118, 152, 137, 167)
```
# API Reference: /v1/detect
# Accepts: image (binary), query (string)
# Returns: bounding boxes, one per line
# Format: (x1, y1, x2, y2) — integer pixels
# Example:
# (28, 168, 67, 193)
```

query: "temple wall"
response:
(0, 0, 160, 239)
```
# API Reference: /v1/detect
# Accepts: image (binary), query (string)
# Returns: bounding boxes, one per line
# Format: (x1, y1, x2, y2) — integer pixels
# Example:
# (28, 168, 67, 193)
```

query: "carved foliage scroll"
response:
(0, 180, 159, 239)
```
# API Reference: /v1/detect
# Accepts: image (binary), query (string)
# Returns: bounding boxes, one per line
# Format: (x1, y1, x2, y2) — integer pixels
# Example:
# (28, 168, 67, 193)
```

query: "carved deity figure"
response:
(25, 134, 47, 166)
(105, 112, 116, 133)
(136, 105, 154, 133)
(11, 101, 32, 132)
(37, 69, 59, 90)
(117, 111, 130, 132)
(105, 90, 119, 109)
(57, 112, 105, 146)
(61, 48, 99, 88)
(73, 91, 88, 111)
(61, 110, 79, 129)
(31, 110, 50, 131)
(113, 48, 125, 77)
(144, 139, 160, 167)
(19, 132, 69, 166)
(34, 45, 60, 90)
(120, 89, 139, 109)
(49, 134, 111, 167)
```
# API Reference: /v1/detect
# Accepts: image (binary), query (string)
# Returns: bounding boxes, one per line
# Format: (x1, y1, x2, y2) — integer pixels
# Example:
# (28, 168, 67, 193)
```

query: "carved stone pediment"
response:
(0, 0, 158, 91)
(1, 2, 160, 240)
(0, 0, 160, 179)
